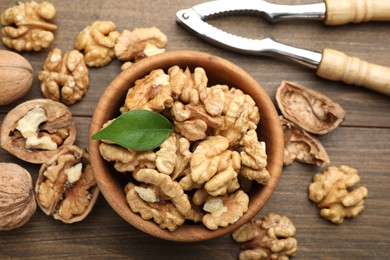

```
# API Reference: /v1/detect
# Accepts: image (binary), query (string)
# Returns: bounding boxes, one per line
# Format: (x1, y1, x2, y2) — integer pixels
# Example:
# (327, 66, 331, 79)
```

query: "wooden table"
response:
(1, 0, 389, 259)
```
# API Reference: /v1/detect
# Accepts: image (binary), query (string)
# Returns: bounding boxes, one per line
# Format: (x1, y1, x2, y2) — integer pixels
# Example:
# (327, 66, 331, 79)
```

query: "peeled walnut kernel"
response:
(0, 163, 36, 231)
(280, 116, 330, 167)
(121, 69, 172, 113)
(133, 169, 202, 222)
(190, 135, 230, 185)
(125, 182, 186, 231)
(115, 27, 167, 62)
(99, 142, 156, 173)
(202, 190, 249, 230)
(232, 213, 298, 260)
(215, 87, 260, 145)
(309, 165, 368, 224)
(155, 132, 192, 179)
(240, 130, 270, 185)
(276, 81, 346, 135)
(0, 1, 57, 51)
(1, 99, 76, 164)
(75, 21, 120, 67)
(35, 145, 99, 223)
(39, 48, 89, 105)
(0, 50, 33, 105)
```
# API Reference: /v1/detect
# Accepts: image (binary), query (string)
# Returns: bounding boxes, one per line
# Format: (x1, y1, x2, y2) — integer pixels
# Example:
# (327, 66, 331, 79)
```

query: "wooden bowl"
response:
(89, 51, 284, 242)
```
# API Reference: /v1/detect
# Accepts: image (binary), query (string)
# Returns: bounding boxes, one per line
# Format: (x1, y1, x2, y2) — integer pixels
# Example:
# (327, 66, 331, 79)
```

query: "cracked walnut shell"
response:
(309, 165, 368, 224)
(0, 1, 57, 51)
(276, 81, 346, 135)
(35, 145, 99, 223)
(39, 48, 89, 105)
(232, 213, 298, 260)
(0, 99, 76, 164)
(0, 163, 36, 231)
(280, 116, 330, 167)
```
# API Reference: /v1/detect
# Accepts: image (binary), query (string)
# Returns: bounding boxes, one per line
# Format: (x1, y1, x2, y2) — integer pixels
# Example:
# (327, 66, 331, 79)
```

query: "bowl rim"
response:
(89, 50, 284, 242)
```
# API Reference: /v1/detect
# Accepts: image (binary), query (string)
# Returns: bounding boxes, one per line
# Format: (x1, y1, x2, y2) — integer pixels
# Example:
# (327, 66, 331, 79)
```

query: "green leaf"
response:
(91, 109, 173, 151)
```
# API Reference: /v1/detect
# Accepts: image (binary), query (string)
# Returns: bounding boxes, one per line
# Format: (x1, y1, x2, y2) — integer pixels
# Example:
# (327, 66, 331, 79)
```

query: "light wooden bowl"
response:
(89, 51, 284, 242)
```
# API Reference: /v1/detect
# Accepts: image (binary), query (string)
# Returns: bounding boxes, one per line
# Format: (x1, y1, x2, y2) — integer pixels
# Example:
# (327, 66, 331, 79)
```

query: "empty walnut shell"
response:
(276, 81, 346, 135)
(0, 99, 76, 164)
(35, 145, 99, 223)
(280, 116, 330, 167)
(0, 163, 36, 231)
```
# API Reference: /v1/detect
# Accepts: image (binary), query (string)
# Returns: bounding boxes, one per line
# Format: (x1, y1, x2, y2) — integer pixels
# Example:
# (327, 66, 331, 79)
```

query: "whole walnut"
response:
(0, 50, 33, 105)
(0, 163, 36, 231)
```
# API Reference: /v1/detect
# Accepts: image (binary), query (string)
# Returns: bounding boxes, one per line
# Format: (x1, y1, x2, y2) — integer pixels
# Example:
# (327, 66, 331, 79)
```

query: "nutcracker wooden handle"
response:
(316, 49, 390, 95)
(324, 0, 390, 25)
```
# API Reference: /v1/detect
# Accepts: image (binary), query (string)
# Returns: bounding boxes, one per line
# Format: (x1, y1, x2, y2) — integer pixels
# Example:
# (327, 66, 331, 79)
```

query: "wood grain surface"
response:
(0, 0, 389, 259)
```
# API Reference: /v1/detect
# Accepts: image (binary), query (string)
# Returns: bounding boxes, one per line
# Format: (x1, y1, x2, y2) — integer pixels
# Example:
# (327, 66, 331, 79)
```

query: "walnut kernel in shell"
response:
(35, 145, 99, 223)
(0, 99, 76, 164)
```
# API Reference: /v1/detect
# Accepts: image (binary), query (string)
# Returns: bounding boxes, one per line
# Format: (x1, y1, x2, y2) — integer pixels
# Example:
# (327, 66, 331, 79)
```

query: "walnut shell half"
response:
(276, 81, 346, 135)
(35, 145, 99, 223)
(280, 116, 330, 167)
(0, 163, 36, 231)
(0, 99, 76, 164)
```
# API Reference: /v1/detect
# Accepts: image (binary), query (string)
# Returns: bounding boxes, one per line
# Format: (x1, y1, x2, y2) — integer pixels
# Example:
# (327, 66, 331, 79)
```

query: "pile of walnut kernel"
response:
(99, 66, 270, 231)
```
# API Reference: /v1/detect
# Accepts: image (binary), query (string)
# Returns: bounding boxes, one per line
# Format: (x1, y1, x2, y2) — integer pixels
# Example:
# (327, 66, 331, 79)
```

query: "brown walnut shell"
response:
(280, 116, 330, 167)
(0, 163, 36, 231)
(0, 50, 33, 105)
(35, 145, 99, 223)
(0, 99, 76, 164)
(276, 81, 346, 135)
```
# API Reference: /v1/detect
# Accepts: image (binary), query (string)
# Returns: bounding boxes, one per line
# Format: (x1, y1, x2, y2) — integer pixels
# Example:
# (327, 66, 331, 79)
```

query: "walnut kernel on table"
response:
(232, 213, 298, 260)
(75, 21, 120, 67)
(0, 99, 76, 164)
(35, 145, 99, 223)
(280, 116, 330, 167)
(276, 81, 346, 135)
(39, 48, 89, 105)
(97, 66, 268, 231)
(309, 165, 368, 224)
(115, 26, 167, 62)
(0, 1, 57, 51)
(0, 163, 36, 231)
